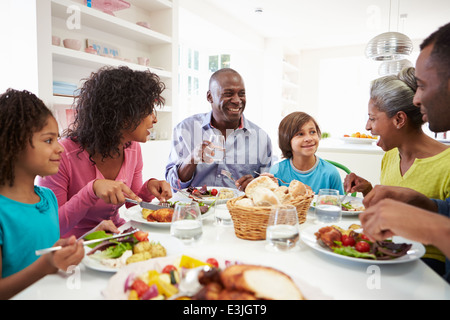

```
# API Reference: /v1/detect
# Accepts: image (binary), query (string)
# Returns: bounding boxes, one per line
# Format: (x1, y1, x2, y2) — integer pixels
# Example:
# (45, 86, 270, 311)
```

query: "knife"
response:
(125, 198, 169, 210)
(35, 230, 138, 256)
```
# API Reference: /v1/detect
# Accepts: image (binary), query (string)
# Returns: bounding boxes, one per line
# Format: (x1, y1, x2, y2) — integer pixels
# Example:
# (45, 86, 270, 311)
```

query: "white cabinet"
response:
(282, 53, 300, 116)
(36, 0, 178, 141)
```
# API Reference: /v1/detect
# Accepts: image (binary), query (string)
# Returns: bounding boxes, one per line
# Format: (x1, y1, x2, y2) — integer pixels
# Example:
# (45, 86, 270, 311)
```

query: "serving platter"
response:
(300, 222, 425, 264)
(102, 254, 331, 300)
(340, 137, 377, 144)
(179, 186, 244, 205)
(82, 233, 184, 273)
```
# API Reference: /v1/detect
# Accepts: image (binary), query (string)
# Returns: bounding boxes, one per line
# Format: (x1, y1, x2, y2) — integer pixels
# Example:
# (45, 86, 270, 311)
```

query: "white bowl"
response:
(63, 39, 81, 51)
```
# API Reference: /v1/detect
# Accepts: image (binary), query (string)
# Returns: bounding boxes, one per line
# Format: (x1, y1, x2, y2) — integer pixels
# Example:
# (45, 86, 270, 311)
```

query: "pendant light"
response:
(365, 0, 413, 62)
(378, 58, 413, 76)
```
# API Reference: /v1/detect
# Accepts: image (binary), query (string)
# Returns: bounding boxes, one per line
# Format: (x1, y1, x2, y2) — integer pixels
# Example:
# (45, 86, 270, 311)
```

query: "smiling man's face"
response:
(207, 71, 246, 130)
(414, 43, 450, 133)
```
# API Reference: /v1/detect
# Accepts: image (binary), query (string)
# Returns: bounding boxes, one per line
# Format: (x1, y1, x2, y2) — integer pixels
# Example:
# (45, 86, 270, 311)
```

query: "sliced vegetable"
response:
(162, 264, 177, 274)
(141, 284, 159, 300)
(206, 258, 219, 268)
(131, 279, 150, 297)
(134, 231, 149, 242)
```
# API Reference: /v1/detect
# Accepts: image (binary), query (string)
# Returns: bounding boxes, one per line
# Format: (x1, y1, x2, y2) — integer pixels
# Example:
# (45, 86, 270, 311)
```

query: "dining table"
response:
(12, 193, 450, 300)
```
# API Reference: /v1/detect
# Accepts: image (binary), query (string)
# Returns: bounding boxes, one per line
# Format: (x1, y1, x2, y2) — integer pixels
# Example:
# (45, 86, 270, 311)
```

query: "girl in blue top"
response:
(0, 89, 84, 299)
(269, 112, 344, 194)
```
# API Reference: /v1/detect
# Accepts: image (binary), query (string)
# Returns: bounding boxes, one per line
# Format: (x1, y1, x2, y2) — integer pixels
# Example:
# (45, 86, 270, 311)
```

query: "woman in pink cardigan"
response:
(38, 66, 172, 238)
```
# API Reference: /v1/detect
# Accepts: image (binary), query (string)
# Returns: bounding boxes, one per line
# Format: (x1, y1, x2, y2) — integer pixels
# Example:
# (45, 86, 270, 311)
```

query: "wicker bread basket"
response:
(226, 186, 314, 241)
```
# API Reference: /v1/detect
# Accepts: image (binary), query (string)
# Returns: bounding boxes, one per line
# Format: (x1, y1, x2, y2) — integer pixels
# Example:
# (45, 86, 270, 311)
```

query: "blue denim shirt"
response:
(433, 197, 450, 283)
(165, 111, 274, 190)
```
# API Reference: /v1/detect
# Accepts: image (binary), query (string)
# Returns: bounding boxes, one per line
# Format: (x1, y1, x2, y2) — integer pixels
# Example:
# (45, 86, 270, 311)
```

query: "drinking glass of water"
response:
(170, 202, 203, 244)
(315, 189, 342, 224)
(208, 134, 225, 162)
(214, 190, 233, 226)
(266, 204, 299, 252)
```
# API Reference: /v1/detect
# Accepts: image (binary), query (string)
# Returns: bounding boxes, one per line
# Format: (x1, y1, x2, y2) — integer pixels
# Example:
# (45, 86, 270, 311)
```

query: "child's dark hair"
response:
(278, 111, 322, 159)
(0, 89, 53, 186)
(66, 66, 166, 162)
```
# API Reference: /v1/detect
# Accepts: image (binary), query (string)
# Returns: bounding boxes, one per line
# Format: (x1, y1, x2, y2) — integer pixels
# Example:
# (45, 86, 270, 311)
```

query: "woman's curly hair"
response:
(0, 89, 53, 186)
(66, 66, 165, 162)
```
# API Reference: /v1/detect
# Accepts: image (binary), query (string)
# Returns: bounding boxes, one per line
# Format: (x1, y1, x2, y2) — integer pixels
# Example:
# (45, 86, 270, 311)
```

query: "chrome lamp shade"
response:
(365, 32, 413, 61)
(378, 59, 413, 75)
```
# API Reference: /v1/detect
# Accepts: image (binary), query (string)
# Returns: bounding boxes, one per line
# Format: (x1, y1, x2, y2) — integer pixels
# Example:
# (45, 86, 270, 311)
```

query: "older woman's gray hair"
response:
(370, 67, 424, 129)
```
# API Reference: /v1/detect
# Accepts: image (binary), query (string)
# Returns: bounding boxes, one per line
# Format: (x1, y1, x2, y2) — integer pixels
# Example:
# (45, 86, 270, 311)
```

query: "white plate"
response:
(124, 203, 213, 228)
(300, 222, 425, 264)
(311, 195, 365, 216)
(340, 137, 377, 144)
(82, 233, 184, 273)
(102, 254, 330, 300)
(179, 186, 244, 205)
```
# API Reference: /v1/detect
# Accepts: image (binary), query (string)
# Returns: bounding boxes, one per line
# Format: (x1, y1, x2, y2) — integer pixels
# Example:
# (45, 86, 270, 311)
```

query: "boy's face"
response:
(16, 116, 64, 178)
(290, 120, 320, 158)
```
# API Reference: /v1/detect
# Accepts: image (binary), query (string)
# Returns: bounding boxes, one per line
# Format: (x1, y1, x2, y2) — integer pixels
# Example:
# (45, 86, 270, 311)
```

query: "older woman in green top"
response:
(344, 67, 450, 276)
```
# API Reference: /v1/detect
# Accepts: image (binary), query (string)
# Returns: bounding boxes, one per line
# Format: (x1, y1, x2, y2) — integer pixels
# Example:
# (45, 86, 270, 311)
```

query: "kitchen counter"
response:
(317, 138, 384, 185)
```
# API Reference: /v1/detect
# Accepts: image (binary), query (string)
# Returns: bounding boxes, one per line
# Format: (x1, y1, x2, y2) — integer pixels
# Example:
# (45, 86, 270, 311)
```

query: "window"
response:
(178, 44, 232, 119)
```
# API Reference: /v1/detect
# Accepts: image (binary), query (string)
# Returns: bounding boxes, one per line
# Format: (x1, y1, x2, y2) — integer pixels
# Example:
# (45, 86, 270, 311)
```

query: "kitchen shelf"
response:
(52, 45, 172, 79)
(52, 0, 172, 45)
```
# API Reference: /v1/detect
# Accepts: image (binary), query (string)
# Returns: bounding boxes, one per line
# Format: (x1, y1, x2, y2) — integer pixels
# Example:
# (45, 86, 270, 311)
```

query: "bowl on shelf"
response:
(52, 36, 61, 46)
(136, 21, 151, 29)
(84, 46, 97, 55)
(63, 39, 82, 51)
(137, 57, 149, 66)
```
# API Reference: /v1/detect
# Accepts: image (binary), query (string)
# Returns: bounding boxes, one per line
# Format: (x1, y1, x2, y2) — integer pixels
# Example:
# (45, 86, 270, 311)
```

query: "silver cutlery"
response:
(125, 198, 171, 210)
(35, 230, 138, 256)
(221, 169, 235, 182)
(253, 171, 288, 184)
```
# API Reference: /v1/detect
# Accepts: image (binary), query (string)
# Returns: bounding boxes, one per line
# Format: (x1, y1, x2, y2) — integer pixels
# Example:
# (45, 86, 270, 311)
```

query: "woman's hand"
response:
(147, 179, 172, 202)
(343, 173, 373, 196)
(92, 179, 141, 204)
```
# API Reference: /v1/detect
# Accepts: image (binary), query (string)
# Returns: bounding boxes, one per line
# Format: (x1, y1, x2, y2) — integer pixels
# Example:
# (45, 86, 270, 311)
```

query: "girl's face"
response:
(123, 112, 158, 143)
(365, 99, 397, 151)
(16, 116, 64, 178)
(290, 120, 320, 159)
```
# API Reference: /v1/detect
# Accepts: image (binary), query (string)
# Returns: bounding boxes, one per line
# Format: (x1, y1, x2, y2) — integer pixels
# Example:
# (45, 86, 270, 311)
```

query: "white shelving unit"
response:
(36, 0, 178, 140)
(281, 53, 300, 117)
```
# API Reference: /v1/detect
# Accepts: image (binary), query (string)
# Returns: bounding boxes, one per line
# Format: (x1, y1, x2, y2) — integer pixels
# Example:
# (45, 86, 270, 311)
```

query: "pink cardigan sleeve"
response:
(37, 152, 99, 236)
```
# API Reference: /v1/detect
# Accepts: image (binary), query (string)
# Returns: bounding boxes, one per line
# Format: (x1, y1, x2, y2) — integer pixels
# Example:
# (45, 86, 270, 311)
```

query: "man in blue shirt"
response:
(166, 68, 274, 191)
(359, 22, 450, 283)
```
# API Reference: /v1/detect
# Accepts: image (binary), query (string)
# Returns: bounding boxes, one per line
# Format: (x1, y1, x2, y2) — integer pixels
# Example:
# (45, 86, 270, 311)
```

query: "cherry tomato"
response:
(206, 258, 219, 268)
(341, 235, 355, 247)
(360, 234, 370, 241)
(210, 189, 218, 196)
(355, 241, 371, 253)
(162, 264, 177, 274)
(131, 279, 149, 297)
(134, 231, 149, 242)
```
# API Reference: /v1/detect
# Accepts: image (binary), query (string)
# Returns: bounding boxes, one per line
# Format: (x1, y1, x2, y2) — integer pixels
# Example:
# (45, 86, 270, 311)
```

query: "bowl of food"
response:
(63, 39, 82, 51)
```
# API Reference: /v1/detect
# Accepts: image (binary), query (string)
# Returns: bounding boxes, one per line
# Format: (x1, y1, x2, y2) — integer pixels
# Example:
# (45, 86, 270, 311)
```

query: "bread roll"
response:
(245, 176, 279, 199)
(220, 265, 304, 300)
(288, 180, 307, 198)
(235, 198, 255, 207)
(273, 186, 292, 203)
(252, 188, 280, 206)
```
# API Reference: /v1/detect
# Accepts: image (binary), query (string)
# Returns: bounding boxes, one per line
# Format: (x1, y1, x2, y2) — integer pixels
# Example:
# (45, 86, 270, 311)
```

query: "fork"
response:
(221, 169, 236, 182)
(253, 171, 288, 184)
(172, 186, 204, 201)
